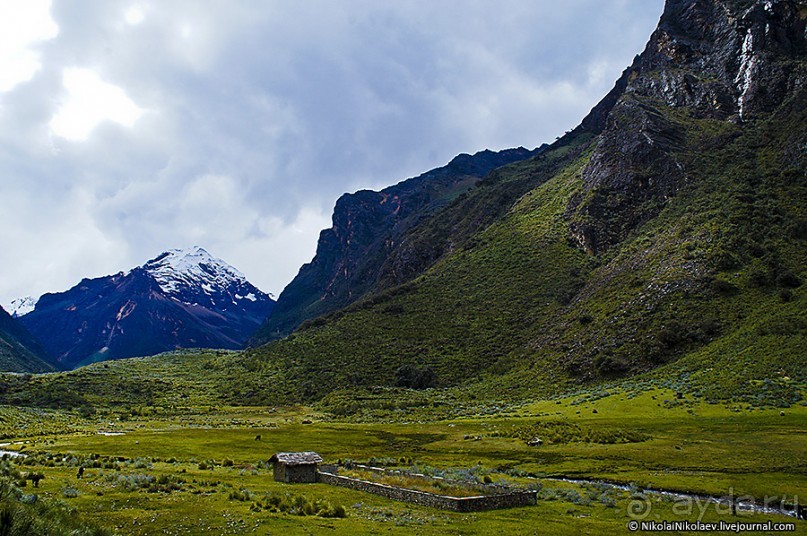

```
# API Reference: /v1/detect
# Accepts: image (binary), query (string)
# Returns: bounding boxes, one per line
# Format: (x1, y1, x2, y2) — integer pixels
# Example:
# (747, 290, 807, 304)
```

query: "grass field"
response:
(1, 386, 804, 535)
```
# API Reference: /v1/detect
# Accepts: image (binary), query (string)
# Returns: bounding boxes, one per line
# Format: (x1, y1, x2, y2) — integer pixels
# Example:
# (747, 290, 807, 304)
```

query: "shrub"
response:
(395, 365, 436, 389)
(151, 474, 184, 493)
(0, 479, 109, 534)
(61, 486, 79, 498)
(131, 458, 151, 469)
(776, 270, 802, 288)
(779, 289, 794, 302)
(594, 354, 630, 375)
(710, 278, 739, 295)
(748, 269, 770, 287)
(110, 473, 155, 492)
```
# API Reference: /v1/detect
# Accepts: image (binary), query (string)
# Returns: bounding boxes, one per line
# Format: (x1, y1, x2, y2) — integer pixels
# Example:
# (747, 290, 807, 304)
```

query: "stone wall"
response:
(316, 471, 536, 512)
(318, 463, 339, 474)
(351, 464, 442, 482)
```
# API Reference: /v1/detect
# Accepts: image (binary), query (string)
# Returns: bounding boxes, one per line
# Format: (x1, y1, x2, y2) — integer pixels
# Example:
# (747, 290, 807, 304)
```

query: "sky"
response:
(0, 0, 665, 307)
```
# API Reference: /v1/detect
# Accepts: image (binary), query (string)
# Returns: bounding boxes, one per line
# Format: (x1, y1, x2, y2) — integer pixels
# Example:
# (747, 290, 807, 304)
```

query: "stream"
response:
(0, 443, 26, 458)
(543, 477, 804, 520)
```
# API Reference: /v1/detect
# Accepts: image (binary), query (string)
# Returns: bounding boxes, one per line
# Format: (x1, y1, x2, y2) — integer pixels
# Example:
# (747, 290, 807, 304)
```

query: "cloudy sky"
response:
(0, 0, 664, 307)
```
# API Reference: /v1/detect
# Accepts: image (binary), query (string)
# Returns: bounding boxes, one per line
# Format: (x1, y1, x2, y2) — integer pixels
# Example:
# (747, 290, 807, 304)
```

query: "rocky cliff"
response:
(241, 0, 805, 404)
(253, 147, 540, 342)
(568, 0, 806, 254)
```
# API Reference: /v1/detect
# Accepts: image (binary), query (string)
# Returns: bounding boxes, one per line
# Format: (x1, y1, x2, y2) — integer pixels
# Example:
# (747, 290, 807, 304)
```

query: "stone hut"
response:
(269, 451, 323, 483)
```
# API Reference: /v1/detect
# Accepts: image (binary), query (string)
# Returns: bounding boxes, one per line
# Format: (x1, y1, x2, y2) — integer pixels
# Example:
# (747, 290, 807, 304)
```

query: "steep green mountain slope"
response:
(252, 147, 540, 344)
(0, 0, 803, 410)
(236, 0, 806, 404)
(0, 305, 53, 373)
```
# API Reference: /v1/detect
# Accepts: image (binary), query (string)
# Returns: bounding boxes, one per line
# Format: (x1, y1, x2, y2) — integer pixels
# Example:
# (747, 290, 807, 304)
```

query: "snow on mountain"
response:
(6, 296, 37, 318)
(141, 246, 274, 303)
(142, 246, 244, 292)
(19, 246, 276, 368)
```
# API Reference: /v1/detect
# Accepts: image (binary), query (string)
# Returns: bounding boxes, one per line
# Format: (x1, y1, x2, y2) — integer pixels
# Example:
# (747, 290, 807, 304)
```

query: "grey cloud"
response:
(0, 0, 664, 304)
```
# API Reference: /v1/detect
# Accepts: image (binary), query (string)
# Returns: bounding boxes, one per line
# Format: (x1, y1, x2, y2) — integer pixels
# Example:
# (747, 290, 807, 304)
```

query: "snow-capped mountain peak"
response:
(142, 246, 248, 295)
(16, 246, 275, 369)
(6, 296, 37, 318)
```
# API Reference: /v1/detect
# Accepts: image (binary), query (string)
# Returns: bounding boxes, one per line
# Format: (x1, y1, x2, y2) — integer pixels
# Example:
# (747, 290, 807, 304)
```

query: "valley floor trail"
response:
(544, 477, 805, 520)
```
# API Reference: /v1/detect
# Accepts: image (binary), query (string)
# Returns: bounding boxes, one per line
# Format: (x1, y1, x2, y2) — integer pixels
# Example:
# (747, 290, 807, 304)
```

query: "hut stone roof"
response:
(269, 452, 323, 466)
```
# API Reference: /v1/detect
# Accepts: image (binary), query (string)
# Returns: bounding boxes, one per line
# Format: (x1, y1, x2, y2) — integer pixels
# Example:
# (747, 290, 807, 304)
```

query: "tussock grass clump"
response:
(0, 479, 110, 535)
(231, 489, 346, 518)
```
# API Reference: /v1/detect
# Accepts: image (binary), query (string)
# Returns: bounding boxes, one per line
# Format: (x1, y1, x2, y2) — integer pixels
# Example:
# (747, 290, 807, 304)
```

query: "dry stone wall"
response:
(316, 471, 536, 512)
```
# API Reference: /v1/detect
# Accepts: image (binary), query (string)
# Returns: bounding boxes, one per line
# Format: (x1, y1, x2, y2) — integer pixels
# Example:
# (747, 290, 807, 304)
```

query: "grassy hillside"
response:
(228, 86, 805, 406)
(0, 307, 53, 373)
(2, 88, 803, 413)
(253, 147, 540, 343)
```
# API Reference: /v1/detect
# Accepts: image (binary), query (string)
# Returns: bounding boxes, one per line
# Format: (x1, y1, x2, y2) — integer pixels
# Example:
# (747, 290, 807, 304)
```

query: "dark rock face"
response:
(254, 147, 540, 342)
(0, 306, 52, 373)
(567, 98, 688, 254)
(646, 0, 804, 119)
(257, 0, 805, 342)
(21, 249, 275, 369)
(567, 0, 806, 254)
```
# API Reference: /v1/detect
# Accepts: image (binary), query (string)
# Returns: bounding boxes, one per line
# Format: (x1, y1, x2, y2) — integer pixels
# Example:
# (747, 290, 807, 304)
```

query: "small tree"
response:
(413, 366, 436, 389)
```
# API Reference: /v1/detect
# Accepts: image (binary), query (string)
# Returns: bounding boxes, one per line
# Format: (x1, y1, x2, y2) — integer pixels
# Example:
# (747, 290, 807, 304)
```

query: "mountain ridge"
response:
(0, 305, 53, 373)
(253, 146, 542, 343)
(19, 247, 275, 369)
(237, 0, 805, 405)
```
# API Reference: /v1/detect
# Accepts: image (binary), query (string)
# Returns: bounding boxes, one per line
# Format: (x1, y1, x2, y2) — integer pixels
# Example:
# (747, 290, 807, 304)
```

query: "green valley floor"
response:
(0, 386, 804, 535)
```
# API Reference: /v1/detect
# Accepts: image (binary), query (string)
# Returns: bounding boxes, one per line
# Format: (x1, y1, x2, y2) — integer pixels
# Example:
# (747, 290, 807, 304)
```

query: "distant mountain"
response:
(7, 296, 36, 318)
(0, 305, 53, 373)
(20, 247, 275, 369)
(252, 146, 542, 343)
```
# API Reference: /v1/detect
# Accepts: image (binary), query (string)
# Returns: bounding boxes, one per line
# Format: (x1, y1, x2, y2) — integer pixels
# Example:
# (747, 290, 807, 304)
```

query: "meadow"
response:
(1, 386, 804, 535)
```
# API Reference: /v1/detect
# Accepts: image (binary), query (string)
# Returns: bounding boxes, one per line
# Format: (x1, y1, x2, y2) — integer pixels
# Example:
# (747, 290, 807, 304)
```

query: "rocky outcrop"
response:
(253, 147, 540, 343)
(567, 0, 806, 254)
(567, 98, 688, 255)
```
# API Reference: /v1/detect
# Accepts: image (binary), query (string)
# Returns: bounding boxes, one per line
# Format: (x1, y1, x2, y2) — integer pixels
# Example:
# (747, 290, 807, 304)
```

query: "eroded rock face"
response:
(568, 98, 687, 255)
(567, 0, 806, 255)
(253, 147, 540, 342)
(633, 0, 805, 120)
